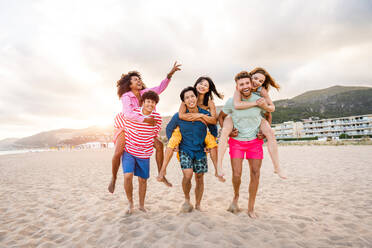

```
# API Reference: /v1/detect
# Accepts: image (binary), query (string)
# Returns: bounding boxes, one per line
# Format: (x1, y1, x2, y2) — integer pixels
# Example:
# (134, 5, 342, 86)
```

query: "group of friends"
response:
(107, 62, 286, 218)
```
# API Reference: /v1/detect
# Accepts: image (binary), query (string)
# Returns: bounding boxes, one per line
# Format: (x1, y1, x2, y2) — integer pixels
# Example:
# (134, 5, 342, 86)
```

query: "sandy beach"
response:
(1, 146, 372, 248)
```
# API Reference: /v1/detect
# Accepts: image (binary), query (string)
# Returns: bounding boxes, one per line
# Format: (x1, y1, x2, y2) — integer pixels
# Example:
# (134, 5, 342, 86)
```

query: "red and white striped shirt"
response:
(122, 107, 162, 159)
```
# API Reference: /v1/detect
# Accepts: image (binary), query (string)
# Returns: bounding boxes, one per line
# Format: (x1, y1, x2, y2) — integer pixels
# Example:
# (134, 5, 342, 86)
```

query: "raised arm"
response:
(144, 61, 181, 95)
(233, 90, 258, 110)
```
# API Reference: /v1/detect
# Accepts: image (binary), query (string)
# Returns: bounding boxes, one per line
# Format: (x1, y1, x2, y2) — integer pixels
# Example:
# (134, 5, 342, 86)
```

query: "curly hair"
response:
(234, 71, 251, 82)
(249, 67, 280, 91)
(142, 90, 159, 104)
(193, 76, 223, 106)
(116, 71, 146, 98)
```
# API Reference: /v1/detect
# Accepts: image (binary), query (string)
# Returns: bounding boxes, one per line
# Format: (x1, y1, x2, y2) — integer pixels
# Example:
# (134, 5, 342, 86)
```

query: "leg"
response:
(194, 173, 204, 210)
(227, 157, 243, 213)
(181, 168, 194, 212)
(205, 131, 225, 182)
(138, 177, 147, 212)
(260, 119, 286, 179)
(156, 147, 174, 187)
(124, 173, 134, 214)
(108, 131, 125, 193)
(153, 138, 164, 173)
(247, 159, 262, 218)
(217, 116, 233, 179)
(157, 127, 182, 187)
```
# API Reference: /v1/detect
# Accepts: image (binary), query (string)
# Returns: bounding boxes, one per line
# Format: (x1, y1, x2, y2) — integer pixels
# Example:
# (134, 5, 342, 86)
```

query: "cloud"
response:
(0, 0, 372, 139)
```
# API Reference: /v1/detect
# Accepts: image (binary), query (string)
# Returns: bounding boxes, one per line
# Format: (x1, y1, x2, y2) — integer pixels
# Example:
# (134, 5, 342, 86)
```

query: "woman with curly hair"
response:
(108, 62, 181, 193)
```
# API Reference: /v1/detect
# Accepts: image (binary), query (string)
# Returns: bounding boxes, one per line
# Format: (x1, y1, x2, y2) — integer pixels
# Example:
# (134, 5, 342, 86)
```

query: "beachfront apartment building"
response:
(302, 114, 372, 138)
(272, 121, 304, 139)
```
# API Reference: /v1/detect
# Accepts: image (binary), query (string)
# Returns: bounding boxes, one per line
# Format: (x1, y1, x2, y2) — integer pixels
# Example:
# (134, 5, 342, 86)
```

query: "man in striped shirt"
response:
(122, 91, 162, 214)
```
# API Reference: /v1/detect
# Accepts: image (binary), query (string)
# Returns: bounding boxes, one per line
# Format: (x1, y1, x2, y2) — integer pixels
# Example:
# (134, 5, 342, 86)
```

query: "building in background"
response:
(272, 121, 304, 139)
(302, 114, 372, 139)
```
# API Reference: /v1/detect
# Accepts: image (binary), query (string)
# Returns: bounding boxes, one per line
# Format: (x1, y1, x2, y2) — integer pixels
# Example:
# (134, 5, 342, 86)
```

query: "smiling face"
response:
(183, 90, 197, 109)
(129, 76, 143, 91)
(195, 79, 209, 95)
(142, 99, 156, 114)
(236, 77, 252, 98)
(251, 73, 265, 89)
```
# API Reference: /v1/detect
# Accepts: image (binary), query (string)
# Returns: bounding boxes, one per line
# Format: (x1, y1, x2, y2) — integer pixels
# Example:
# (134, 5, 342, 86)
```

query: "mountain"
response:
(0, 138, 20, 150)
(6, 126, 114, 149)
(271, 85, 372, 123)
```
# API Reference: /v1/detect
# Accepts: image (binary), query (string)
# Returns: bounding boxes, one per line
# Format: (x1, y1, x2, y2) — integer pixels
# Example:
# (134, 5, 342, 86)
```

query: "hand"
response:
(229, 128, 238, 137)
(195, 116, 207, 126)
(167, 61, 182, 79)
(190, 113, 204, 121)
(199, 118, 208, 126)
(257, 130, 266, 140)
(143, 117, 156, 126)
(256, 98, 268, 108)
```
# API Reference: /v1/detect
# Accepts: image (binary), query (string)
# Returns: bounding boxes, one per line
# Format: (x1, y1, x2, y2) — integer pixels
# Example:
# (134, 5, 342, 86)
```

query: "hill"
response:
(271, 85, 372, 123)
(7, 126, 113, 149)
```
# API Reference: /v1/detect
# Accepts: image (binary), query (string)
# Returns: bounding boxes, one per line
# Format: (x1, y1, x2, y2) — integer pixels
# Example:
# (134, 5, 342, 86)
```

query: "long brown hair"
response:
(249, 67, 280, 91)
(193, 76, 223, 106)
(116, 71, 146, 98)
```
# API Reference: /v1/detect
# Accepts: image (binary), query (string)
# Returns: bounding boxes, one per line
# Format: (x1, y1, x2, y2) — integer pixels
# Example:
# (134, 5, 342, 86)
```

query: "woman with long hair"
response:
(217, 67, 286, 180)
(108, 62, 181, 193)
(157, 76, 225, 184)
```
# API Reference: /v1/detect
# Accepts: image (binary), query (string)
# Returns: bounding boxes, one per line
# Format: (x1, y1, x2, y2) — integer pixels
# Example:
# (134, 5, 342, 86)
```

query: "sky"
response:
(1, 0, 372, 140)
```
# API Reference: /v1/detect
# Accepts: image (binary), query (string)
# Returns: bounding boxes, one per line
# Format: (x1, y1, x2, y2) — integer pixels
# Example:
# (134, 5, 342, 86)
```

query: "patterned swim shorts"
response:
(179, 150, 208, 174)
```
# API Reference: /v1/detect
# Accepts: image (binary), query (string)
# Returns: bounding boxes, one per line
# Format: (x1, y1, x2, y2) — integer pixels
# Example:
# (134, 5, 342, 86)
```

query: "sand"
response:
(1, 146, 372, 248)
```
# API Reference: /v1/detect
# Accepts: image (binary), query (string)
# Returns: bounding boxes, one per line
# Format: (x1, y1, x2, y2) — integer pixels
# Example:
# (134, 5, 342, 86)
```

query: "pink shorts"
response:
(228, 138, 264, 160)
(113, 113, 125, 144)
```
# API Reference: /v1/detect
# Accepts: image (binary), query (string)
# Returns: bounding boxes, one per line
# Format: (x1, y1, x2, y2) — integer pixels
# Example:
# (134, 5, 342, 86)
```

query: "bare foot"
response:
(195, 204, 204, 211)
(108, 177, 116, 193)
(248, 211, 258, 218)
(216, 169, 226, 182)
(274, 168, 287, 179)
(227, 201, 240, 214)
(180, 201, 194, 213)
(162, 177, 173, 187)
(125, 204, 134, 215)
(157, 172, 173, 187)
(138, 207, 147, 212)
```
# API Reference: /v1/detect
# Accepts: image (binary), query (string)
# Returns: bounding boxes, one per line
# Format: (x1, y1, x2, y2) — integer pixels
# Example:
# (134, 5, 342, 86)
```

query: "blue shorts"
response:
(122, 152, 150, 179)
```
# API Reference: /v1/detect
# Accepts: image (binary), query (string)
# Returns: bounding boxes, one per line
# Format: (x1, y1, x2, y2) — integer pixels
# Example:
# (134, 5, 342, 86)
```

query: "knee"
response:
(195, 174, 204, 183)
(124, 173, 133, 181)
(184, 175, 193, 182)
(250, 170, 260, 180)
(232, 171, 242, 179)
(138, 178, 147, 185)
